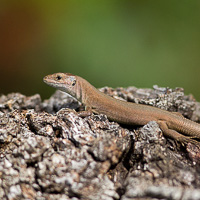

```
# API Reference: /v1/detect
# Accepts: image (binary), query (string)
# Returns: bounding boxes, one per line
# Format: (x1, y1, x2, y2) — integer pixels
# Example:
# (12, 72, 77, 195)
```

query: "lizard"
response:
(43, 72, 200, 147)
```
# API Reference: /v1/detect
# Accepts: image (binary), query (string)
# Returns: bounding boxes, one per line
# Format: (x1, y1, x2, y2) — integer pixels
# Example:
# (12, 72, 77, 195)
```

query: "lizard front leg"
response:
(77, 106, 93, 118)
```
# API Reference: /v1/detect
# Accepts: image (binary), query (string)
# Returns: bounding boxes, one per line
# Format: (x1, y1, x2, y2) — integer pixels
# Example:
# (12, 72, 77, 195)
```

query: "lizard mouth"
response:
(43, 76, 56, 87)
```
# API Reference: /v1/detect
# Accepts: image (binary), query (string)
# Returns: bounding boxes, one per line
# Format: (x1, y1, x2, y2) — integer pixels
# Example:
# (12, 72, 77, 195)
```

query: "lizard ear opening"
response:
(71, 79, 76, 86)
(69, 76, 76, 86)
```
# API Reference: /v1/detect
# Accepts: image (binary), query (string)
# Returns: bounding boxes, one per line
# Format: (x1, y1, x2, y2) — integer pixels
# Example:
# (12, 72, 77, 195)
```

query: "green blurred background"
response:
(1, 0, 200, 100)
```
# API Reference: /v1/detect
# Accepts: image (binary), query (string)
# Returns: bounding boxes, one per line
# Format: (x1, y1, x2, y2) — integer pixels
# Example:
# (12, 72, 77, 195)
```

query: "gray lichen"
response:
(1, 86, 200, 200)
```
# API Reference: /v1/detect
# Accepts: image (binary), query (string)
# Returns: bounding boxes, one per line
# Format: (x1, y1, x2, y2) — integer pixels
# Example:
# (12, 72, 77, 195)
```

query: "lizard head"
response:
(43, 73, 78, 98)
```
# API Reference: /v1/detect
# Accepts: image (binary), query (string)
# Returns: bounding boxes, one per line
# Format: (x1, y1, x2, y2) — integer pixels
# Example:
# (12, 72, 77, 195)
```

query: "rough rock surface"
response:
(1, 86, 200, 200)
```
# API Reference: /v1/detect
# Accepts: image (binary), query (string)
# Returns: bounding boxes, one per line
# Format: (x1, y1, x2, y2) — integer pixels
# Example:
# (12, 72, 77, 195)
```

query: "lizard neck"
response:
(75, 76, 99, 104)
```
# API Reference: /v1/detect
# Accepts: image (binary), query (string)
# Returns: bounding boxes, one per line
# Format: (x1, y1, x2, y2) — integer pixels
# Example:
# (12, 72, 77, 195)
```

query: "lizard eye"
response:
(56, 75, 62, 80)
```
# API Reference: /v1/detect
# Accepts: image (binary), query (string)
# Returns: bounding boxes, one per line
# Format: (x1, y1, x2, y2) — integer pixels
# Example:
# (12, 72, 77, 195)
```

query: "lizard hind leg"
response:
(157, 120, 200, 147)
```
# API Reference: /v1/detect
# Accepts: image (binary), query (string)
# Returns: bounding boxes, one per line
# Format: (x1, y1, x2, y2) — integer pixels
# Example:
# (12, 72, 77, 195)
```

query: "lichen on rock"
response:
(1, 86, 200, 200)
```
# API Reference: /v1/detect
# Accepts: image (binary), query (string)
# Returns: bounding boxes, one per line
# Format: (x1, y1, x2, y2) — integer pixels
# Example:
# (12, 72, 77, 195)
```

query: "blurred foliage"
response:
(0, 0, 200, 100)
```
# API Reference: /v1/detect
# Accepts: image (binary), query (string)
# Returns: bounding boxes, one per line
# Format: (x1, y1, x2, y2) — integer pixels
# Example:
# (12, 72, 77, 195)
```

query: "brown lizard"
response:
(43, 73, 200, 147)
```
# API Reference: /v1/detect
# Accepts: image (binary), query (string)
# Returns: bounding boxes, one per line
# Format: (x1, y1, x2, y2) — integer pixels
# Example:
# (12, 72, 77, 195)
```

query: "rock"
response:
(0, 86, 200, 200)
